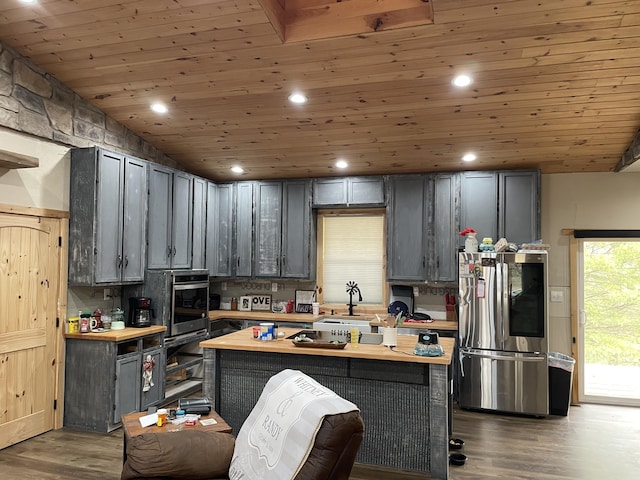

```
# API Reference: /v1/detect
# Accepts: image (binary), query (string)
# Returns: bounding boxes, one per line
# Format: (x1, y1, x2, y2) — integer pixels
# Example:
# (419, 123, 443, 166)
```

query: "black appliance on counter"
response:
(128, 296, 154, 327)
(123, 270, 209, 338)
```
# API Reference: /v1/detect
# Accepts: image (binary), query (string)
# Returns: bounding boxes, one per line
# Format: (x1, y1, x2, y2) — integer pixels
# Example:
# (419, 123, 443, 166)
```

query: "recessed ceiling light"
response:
(231, 166, 244, 174)
(452, 75, 473, 87)
(20, 0, 37, 4)
(288, 92, 308, 104)
(335, 159, 348, 169)
(150, 102, 168, 114)
(462, 153, 477, 162)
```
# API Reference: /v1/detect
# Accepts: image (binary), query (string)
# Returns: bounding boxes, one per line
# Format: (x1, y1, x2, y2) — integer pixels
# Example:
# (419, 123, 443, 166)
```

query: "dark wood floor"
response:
(1, 404, 639, 479)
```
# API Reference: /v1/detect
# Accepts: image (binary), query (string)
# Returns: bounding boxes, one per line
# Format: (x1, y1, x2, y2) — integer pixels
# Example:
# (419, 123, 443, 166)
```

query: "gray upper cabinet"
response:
(206, 182, 233, 277)
(282, 180, 314, 278)
(234, 182, 254, 277)
(191, 177, 207, 270)
(432, 173, 459, 282)
(69, 147, 147, 286)
(254, 182, 283, 277)
(254, 180, 313, 278)
(148, 165, 193, 269)
(313, 176, 384, 207)
(460, 172, 499, 248)
(460, 170, 539, 248)
(498, 171, 540, 245)
(387, 175, 429, 281)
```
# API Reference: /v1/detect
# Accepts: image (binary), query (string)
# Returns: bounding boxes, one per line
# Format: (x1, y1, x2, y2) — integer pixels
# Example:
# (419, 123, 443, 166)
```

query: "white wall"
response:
(541, 172, 640, 354)
(0, 128, 70, 211)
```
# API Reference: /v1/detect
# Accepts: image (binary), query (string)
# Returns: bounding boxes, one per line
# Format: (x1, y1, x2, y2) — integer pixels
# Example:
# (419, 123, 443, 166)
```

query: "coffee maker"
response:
(128, 297, 154, 327)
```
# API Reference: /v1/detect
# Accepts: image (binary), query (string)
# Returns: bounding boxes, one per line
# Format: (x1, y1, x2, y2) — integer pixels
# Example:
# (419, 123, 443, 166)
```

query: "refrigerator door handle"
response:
(462, 349, 546, 362)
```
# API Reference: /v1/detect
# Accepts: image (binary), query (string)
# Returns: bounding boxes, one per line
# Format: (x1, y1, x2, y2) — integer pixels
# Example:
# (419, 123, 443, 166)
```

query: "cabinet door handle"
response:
(237, 257, 240, 268)
(173, 247, 177, 257)
(422, 256, 426, 268)
(124, 256, 129, 268)
(167, 246, 172, 258)
(117, 255, 122, 268)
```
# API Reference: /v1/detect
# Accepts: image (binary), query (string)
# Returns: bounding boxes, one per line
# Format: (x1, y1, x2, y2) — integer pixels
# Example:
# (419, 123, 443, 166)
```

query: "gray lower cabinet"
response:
(191, 177, 207, 270)
(69, 147, 147, 285)
(234, 182, 254, 277)
(387, 175, 429, 281)
(64, 331, 164, 433)
(460, 170, 539, 248)
(206, 182, 234, 276)
(312, 176, 384, 206)
(255, 180, 314, 278)
(148, 165, 193, 269)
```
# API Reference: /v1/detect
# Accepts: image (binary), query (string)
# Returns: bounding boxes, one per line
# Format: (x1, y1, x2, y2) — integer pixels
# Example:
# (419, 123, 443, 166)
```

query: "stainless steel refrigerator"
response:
(458, 252, 549, 416)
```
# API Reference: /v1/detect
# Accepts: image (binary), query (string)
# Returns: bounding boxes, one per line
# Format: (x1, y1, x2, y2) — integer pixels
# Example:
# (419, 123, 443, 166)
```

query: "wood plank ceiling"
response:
(1, 0, 639, 181)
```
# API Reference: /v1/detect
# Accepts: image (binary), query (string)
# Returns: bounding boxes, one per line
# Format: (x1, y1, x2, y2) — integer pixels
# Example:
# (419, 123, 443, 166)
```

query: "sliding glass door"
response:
(578, 239, 640, 406)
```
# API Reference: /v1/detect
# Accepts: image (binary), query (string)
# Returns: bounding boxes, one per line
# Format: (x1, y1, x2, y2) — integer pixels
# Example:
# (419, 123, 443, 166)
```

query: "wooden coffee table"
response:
(121, 409, 232, 461)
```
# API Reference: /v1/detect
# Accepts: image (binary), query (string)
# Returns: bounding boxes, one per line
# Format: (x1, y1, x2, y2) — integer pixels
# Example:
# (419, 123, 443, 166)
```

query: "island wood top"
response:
(64, 325, 166, 342)
(200, 327, 454, 365)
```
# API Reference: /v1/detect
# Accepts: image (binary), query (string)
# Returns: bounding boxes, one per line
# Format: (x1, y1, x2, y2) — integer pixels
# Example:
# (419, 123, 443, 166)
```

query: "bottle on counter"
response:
(79, 311, 91, 333)
(231, 298, 238, 311)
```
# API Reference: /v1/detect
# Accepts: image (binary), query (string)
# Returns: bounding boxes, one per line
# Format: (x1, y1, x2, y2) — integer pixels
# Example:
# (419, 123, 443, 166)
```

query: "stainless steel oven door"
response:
(171, 280, 209, 337)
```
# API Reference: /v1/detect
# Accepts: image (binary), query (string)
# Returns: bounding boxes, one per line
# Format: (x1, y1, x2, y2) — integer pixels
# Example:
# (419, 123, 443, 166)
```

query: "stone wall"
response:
(0, 41, 178, 168)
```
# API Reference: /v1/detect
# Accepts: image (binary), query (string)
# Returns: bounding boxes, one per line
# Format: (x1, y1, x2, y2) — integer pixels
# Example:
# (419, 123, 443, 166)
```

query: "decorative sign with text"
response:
(252, 295, 272, 311)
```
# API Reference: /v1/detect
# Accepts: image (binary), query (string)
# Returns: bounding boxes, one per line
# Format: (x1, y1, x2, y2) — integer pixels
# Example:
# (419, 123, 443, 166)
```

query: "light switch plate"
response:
(221, 282, 227, 291)
(271, 282, 278, 292)
(103, 288, 111, 301)
(413, 286, 419, 297)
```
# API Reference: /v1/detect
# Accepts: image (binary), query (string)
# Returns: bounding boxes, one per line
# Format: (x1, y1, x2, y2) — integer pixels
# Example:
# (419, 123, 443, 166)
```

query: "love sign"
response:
(251, 295, 272, 311)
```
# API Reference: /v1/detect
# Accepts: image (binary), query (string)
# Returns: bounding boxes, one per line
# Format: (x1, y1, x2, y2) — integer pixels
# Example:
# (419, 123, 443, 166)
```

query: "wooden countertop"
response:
(210, 310, 458, 331)
(209, 310, 322, 323)
(371, 320, 458, 331)
(200, 327, 454, 365)
(64, 325, 166, 342)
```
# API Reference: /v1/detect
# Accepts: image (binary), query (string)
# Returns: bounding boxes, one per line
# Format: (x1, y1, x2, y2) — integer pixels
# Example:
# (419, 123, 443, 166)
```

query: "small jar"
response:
(231, 298, 238, 311)
(464, 233, 478, 253)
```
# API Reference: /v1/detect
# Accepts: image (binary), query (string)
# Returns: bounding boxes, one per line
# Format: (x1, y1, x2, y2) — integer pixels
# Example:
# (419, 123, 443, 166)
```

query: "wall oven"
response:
(124, 270, 209, 338)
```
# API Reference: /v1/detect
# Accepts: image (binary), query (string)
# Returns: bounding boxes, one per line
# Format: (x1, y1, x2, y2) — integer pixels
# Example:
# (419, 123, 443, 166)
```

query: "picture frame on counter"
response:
(239, 296, 252, 311)
(251, 294, 271, 311)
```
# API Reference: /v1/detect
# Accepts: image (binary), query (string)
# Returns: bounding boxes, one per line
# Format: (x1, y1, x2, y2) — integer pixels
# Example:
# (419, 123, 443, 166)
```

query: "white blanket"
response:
(228, 369, 359, 480)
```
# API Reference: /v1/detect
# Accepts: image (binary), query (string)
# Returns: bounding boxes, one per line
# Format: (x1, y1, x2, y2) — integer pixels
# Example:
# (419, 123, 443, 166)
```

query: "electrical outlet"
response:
(550, 290, 564, 303)
(272, 282, 278, 292)
(103, 288, 111, 301)
(221, 282, 227, 291)
(413, 286, 420, 297)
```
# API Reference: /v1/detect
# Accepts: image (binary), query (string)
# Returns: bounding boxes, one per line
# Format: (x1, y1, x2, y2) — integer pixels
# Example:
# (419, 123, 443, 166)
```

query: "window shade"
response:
(322, 215, 384, 304)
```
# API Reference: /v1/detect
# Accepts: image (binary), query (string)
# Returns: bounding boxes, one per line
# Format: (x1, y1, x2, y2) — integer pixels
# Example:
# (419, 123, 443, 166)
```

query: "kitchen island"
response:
(201, 328, 454, 479)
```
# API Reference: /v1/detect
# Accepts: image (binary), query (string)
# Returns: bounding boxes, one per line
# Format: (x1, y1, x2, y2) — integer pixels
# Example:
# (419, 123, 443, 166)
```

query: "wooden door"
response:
(0, 212, 61, 449)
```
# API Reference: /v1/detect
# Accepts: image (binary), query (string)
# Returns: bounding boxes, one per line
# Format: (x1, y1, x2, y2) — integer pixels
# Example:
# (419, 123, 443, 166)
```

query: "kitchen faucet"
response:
(346, 281, 363, 316)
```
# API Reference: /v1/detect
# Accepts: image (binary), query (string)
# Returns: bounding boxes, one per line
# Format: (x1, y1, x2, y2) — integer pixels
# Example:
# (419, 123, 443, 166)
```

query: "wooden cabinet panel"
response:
(432, 173, 459, 282)
(206, 182, 233, 276)
(313, 176, 384, 206)
(191, 177, 207, 270)
(387, 175, 429, 281)
(69, 147, 147, 285)
(234, 182, 254, 277)
(148, 166, 193, 269)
